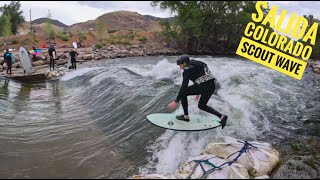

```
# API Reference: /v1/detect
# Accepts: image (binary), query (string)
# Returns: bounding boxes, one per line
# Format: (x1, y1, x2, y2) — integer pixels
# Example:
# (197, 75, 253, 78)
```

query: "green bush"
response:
(57, 32, 69, 41)
(11, 39, 18, 44)
(62, 36, 69, 41)
(78, 31, 86, 40)
(108, 29, 118, 33)
(122, 39, 132, 45)
(68, 32, 74, 37)
(128, 33, 135, 40)
(110, 39, 115, 45)
(88, 31, 95, 37)
(138, 36, 147, 43)
(49, 29, 55, 40)
(95, 42, 105, 49)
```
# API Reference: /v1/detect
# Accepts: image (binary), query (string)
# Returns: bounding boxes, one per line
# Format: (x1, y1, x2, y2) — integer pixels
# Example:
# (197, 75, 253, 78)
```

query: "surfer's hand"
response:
(168, 101, 178, 110)
(195, 95, 200, 101)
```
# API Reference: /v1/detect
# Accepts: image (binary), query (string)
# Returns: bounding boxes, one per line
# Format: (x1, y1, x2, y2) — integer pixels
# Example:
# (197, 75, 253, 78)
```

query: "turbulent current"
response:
(0, 56, 319, 178)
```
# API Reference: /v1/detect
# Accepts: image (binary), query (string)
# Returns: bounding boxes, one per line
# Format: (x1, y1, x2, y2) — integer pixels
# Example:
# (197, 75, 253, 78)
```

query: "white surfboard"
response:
(146, 113, 222, 131)
(53, 51, 56, 59)
(72, 42, 77, 48)
(19, 47, 33, 75)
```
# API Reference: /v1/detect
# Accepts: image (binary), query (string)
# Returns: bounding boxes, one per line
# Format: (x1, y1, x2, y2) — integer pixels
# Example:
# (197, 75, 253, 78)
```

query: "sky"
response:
(0, 1, 319, 26)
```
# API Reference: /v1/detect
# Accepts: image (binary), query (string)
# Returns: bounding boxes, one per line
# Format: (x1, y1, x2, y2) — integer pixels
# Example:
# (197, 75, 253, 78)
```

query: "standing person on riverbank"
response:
(69, 48, 79, 70)
(4, 49, 12, 74)
(48, 44, 56, 71)
(168, 54, 228, 129)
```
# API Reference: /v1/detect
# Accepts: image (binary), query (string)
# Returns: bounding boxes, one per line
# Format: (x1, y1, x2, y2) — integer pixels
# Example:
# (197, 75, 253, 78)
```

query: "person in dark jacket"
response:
(69, 48, 79, 70)
(168, 54, 228, 129)
(3, 49, 12, 74)
(48, 44, 56, 71)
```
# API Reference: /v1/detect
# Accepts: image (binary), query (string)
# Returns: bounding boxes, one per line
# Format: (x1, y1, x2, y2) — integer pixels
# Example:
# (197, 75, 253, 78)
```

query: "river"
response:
(0, 56, 319, 178)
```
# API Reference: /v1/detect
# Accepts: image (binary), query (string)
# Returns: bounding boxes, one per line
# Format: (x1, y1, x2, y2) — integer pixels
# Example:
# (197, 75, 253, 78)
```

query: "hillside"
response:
(67, 11, 162, 32)
(32, 18, 68, 28)
(2, 11, 173, 53)
(143, 15, 176, 24)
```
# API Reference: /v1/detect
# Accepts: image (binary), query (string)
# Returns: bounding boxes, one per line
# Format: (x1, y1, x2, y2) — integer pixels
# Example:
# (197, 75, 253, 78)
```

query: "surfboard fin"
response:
(220, 115, 228, 129)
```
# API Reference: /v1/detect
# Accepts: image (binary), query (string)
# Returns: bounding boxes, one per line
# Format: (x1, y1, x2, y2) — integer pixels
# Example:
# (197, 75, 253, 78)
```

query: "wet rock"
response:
(313, 68, 320, 74)
(94, 56, 102, 60)
(56, 59, 68, 65)
(3, 63, 7, 70)
(82, 54, 93, 60)
(12, 62, 21, 68)
(272, 156, 319, 179)
(33, 61, 44, 66)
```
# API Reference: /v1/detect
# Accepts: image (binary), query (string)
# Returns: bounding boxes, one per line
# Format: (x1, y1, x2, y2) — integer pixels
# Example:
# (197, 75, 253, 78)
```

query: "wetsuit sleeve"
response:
(175, 69, 191, 102)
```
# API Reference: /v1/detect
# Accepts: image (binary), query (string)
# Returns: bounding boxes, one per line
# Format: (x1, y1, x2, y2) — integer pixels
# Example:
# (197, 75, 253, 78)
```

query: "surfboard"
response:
(72, 42, 77, 48)
(53, 51, 56, 59)
(146, 113, 222, 131)
(19, 47, 33, 74)
(11, 54, 17, 64)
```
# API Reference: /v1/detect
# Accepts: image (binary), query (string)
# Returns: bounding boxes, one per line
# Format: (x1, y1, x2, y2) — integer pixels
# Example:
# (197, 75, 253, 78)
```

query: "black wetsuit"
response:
(48, 47, 56, 71)
(175, 60, 222, 118)
(4, 52, 12, 74)
(69, 50, 79, 70)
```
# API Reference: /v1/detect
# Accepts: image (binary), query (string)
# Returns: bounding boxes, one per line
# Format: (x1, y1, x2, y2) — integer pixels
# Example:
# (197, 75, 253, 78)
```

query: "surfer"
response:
(48, 44, 56, 71)
(4, 49, 12, 74)
(168, 54, 228, 129)
(69, 48, 79, 70)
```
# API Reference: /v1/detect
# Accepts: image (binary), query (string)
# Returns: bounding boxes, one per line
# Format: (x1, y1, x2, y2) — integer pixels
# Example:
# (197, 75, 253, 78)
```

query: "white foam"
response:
(60, 67, 103, 81)
(140, 56, 297, 175)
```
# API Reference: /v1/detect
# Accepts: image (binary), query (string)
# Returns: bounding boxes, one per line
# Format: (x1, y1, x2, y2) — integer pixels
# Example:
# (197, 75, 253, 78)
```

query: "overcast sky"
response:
(0, 1, 319, 26)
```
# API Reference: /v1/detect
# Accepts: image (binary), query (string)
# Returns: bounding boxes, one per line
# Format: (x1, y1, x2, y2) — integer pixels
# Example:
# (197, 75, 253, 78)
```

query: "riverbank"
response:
(0, 43, 182, 80)
(2, 44, 320, 81)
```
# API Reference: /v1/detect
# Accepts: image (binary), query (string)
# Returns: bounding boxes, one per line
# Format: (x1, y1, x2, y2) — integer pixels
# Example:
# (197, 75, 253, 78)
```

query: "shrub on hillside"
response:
(57, 32, 69, 41)
(95, 42, 106, 49)
(108, 29, 118, 33)
(68, 32, 74, 37)
(138, 36, 147, 43)
(11, 39, 18, 44)
(88, 31, 95, 37)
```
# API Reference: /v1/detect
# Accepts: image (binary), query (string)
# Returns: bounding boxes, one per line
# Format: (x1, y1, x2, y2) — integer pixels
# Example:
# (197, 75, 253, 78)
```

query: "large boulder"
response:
(12, 62, 21, 68)
(313, 67, 320, 74)
(272, 156, 319, 179)
(33, 61, 44, 66)
(2, 63, 7, 70)
(82, 54, 93, 60)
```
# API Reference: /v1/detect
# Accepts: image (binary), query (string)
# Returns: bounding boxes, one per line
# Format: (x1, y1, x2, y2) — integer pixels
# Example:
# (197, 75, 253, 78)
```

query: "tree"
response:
(151, 1, 270, 54)
(2, 14, 12, 37)
(44, 10, 55, 41)
(96, 17, 106, 41)
(0, 1, 25, 35)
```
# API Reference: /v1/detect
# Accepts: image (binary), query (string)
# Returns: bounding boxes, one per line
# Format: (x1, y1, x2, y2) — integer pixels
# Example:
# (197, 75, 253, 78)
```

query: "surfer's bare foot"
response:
(176, 115, 190, 122)
(220, 115, 228, 129)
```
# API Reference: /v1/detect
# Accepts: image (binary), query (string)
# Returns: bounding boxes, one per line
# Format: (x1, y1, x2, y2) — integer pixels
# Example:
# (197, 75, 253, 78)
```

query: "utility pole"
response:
(30, 9, 32, 33)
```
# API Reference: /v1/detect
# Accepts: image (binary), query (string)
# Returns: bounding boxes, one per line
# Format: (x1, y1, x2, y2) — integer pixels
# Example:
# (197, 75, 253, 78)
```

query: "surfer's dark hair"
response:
(177, 54, 190, 65)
